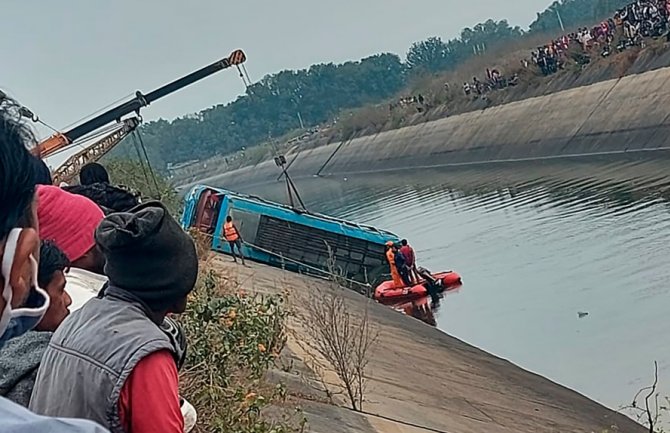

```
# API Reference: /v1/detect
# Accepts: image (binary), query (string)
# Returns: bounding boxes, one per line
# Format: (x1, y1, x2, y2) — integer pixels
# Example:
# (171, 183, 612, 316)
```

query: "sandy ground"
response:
(211, 255, 644, 433)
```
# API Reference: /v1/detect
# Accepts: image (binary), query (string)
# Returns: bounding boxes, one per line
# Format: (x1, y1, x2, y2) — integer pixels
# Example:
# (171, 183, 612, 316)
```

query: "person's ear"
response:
(9, 228, 40, 308)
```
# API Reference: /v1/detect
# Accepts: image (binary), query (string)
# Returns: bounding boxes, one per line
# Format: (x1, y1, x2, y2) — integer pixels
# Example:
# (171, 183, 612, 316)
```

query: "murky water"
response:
(211, 154, 670, 410)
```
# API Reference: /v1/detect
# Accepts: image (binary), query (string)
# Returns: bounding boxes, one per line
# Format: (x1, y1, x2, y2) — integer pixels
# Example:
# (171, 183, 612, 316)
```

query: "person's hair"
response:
(0, 95, 38, 239)
(38, 240, 70, 288)
(31, 156, 52, 185)
(226, 216, 232, 222)
(401, 239, 408, 246)
(79, 162, 110, 185)
(63, 183, 140, 213)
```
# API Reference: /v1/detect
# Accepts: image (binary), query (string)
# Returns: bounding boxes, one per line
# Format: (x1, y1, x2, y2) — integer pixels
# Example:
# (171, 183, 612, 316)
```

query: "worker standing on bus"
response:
(385, 241, 404, 288)
(224, 216, 246, 265)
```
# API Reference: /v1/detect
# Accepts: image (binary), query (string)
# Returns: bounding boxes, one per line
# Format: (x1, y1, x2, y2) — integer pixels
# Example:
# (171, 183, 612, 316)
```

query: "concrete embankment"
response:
(213, 255, 644, 433)
(190, 65, 670, 190)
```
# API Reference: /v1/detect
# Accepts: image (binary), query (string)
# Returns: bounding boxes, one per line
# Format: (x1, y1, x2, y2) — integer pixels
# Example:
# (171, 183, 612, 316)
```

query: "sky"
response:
(2, 0, 554, 142)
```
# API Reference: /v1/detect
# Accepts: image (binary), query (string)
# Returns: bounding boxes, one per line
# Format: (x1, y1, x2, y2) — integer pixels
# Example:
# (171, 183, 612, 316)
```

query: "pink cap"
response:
(37, 185, 105, 262)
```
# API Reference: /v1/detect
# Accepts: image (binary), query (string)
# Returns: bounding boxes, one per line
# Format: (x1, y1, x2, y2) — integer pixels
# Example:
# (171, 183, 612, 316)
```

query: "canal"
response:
(211, 153, 670, 411)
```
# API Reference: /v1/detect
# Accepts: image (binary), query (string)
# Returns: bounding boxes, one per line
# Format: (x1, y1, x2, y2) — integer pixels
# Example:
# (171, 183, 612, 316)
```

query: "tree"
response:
(406, 37, 453, 73)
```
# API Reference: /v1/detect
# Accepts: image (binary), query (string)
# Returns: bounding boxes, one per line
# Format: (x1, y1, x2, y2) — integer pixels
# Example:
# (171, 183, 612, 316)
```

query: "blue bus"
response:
(182, 185, 399, 283)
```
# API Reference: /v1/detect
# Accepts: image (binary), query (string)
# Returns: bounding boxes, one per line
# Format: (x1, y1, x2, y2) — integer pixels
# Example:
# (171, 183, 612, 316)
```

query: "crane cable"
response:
(130, 127, 161, 199)
(236, 64, 253, 89)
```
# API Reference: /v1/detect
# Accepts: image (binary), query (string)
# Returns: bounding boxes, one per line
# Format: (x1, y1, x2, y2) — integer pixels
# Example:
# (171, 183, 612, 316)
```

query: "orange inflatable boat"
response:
(374, 271, 462, 302)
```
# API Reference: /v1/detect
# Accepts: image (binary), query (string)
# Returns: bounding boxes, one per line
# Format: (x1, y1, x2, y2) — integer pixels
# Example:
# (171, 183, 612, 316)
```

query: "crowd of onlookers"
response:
(0, 93, 198, 432)
(462, 68, 520, 98)
(389, 94, 428, 113)
(532, 0, 670, 76)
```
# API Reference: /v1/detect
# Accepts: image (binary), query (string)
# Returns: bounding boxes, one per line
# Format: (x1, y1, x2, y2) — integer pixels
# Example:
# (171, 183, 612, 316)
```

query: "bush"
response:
(179, 267, 305, 433)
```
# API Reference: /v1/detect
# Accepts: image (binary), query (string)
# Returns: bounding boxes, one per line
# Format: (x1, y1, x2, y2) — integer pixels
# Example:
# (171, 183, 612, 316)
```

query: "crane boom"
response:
(51, 117, 141, 185)
(35, 49, 247, 158)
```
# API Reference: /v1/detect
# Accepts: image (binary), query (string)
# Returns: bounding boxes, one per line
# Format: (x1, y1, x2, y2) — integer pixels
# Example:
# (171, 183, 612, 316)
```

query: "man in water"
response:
(417, 267, 443, 305)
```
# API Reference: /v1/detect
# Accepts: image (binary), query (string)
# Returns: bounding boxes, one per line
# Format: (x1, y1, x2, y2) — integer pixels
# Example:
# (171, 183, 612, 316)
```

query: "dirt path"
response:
(212, 255, 644, 433)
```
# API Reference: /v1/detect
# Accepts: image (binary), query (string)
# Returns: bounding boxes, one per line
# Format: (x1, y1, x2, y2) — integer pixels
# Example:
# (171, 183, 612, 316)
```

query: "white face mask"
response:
(0, 228, 49, 347)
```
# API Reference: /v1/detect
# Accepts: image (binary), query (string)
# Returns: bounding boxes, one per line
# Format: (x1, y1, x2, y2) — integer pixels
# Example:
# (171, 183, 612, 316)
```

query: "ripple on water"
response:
(245, 155, 670, 410)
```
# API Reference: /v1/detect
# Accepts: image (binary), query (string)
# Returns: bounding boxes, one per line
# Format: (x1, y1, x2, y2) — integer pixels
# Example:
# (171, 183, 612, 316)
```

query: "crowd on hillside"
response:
(532, 0, 670, 75)
(462, 68, 520, 98)
(0, 94, 198, 432)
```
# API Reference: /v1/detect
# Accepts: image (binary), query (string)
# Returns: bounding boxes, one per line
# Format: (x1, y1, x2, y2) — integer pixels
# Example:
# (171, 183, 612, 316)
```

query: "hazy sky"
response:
(2, 0, 553, 140)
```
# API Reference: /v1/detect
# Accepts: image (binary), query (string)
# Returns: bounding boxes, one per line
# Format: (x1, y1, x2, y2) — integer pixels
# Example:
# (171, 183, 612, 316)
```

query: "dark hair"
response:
(38, 240, 70, 288)
(31, 156, 52, 185)
(226, 216, 232, 222)
(401, 239, 408, 246)
(79, 162, 110, 185)
(63, 183, 140, 213)
(0, 95, 38, 239)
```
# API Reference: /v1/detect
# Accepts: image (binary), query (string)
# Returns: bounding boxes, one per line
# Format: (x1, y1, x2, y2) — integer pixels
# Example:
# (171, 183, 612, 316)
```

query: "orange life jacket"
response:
(224, 221, 239, 241)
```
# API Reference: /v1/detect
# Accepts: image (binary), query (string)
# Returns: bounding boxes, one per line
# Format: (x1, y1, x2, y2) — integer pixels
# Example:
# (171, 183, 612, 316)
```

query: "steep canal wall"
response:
(193, 65, 670, 189)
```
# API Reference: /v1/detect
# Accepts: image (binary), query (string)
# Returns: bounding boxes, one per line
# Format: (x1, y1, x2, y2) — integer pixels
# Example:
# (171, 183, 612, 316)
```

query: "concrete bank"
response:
(211, 255, 644, 433)
(189, 65, 670, 190)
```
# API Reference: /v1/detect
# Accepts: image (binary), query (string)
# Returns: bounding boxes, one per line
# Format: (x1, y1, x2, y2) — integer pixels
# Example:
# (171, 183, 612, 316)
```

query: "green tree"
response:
(406, 37, 453, 73)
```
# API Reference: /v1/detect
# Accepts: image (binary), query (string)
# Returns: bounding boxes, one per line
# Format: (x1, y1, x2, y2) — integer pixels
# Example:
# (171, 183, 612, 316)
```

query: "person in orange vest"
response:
(385, 241, 404, 288)
(223, 216, 246, 265)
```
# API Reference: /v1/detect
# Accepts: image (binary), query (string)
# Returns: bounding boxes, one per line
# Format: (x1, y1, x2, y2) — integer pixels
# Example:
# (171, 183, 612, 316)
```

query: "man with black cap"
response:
(30, 201, 198, 433)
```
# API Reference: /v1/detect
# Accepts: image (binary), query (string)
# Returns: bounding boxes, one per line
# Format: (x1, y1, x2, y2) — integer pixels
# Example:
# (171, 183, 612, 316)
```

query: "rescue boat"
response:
(374, 271, 462, 302)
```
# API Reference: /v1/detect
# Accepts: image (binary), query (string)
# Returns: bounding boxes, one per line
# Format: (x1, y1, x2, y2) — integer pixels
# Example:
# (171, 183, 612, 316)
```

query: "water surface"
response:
(212, 154, 670, 410)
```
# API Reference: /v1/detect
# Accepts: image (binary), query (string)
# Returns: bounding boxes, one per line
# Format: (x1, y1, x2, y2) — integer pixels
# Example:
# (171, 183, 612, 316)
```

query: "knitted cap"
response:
(95, 201, 198, 311)
(37, 185, 105, 262)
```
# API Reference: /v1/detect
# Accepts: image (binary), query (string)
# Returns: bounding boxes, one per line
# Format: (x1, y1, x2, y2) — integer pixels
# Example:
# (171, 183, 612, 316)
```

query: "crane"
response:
(33, 49, 247, 159)
(51, 117, 140, 185)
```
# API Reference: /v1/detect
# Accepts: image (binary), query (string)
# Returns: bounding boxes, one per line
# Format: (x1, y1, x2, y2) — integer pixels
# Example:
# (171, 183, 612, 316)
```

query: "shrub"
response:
(179, 267, 305, 433)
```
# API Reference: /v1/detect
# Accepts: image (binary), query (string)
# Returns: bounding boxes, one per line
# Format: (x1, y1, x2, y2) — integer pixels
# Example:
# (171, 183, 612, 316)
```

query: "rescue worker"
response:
(394, 247, 411, 286)
(223, 216, 245, 265)
(399, 239, 418, 283)
(385, 241, 404, 288)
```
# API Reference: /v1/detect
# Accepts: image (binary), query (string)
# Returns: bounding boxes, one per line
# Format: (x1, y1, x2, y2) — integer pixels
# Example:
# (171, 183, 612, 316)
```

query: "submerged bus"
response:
(181, 185, 399, 284)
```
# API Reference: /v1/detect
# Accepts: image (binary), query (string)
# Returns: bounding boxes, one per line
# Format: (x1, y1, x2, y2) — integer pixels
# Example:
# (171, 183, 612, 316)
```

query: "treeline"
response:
(135, 0, 631, 168)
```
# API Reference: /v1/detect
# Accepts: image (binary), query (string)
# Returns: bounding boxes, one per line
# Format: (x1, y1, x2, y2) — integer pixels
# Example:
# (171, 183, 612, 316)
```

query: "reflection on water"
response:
(211, 154, 670, 410)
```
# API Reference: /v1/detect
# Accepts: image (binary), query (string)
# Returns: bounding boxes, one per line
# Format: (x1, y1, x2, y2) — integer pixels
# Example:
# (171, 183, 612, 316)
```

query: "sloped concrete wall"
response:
(202, 66, 670, 188)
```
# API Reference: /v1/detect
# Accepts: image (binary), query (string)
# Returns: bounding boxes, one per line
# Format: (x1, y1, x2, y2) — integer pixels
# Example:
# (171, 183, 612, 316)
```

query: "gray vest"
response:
(29, 289, 174, 433)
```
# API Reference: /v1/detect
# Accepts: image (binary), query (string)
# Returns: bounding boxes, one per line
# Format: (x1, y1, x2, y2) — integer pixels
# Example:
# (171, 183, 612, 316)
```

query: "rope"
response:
(200, 231, 372, 291)
(236, 65, 252, 89)
(44, 123, 123, 158)
(130, 131, 152, 192)
(60, 92, 135, 131)
(134, 129, 162, 197)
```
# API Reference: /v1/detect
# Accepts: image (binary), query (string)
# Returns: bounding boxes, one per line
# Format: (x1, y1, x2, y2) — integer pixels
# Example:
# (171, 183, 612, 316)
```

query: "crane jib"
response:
(63, 50, 245, 143)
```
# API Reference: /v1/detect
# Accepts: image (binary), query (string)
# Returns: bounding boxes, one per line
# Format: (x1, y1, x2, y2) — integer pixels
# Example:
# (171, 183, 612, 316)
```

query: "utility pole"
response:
(297, 111, 305, 129)
(556, 7, 565, 32)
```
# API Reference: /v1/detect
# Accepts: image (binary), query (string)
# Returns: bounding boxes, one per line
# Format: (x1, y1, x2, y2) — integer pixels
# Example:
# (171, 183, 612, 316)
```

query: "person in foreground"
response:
(64, 162, 141, 213)
(0, 93, 108, 431)
(37, 185, 108, 309)
(0, 241, 71, 406)
(30, 201, 199, 433)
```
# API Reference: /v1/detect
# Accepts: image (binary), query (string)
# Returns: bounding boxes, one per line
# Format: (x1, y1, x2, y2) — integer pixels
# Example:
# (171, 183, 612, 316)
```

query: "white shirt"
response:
(65, 268, 108, 311)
